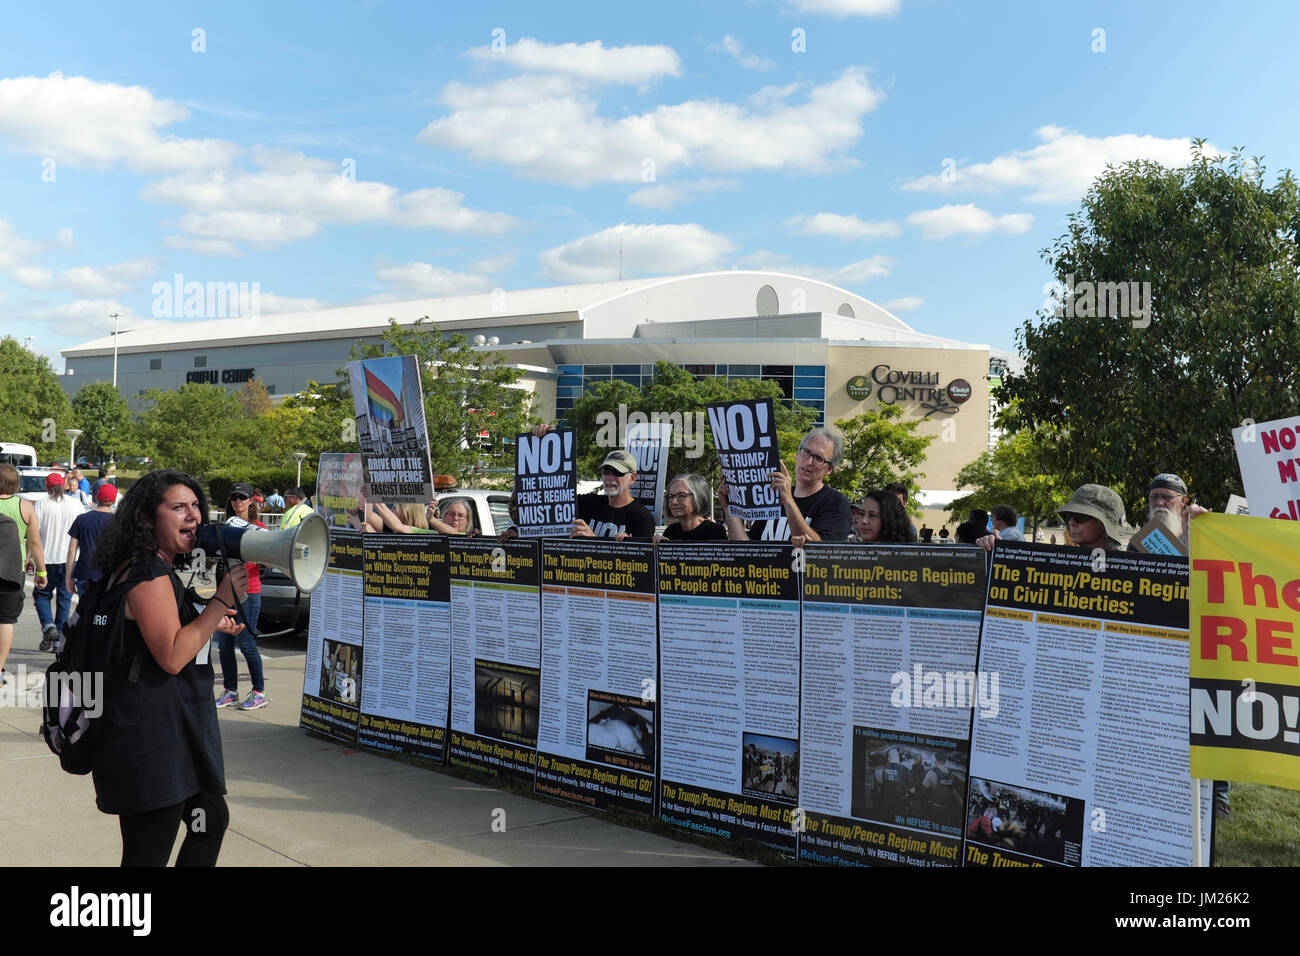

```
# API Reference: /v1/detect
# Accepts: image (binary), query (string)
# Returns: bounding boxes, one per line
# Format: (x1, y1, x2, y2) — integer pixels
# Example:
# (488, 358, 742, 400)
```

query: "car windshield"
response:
(20, 474, 51, 493)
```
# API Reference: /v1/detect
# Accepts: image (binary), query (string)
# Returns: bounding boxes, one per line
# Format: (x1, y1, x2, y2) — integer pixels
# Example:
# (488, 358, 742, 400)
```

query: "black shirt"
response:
(746, 484, 852, 542)
(576, 493, 655, 540)
(664, 519, 729, 541)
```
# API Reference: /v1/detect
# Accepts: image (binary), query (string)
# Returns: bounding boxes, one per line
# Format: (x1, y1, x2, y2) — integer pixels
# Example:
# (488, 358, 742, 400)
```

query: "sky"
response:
(3, 0, 1299, 374)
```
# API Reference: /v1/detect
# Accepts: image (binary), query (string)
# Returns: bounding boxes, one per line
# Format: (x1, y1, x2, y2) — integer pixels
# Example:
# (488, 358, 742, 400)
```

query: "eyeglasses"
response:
(798, 447, 832, 468)
(666, 493, 691, 502)
(1149, 492, 1183, 505)
(1061, 513, 1091, 524)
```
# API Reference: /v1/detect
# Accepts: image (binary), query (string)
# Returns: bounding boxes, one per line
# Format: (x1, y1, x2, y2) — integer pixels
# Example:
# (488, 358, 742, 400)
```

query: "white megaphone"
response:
(197, 511, 330, 593)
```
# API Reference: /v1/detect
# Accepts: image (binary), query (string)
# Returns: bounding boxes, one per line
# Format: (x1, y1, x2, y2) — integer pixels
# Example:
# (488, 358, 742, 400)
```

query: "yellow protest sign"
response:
(1189, 514, 1300, 789)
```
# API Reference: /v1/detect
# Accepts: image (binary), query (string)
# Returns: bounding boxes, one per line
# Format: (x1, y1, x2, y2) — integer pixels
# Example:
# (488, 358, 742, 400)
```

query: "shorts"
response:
(0, 582, 23, 624)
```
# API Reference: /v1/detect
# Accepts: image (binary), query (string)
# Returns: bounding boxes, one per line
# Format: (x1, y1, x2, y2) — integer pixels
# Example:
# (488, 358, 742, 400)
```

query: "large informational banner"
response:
(357, 533, 451, 762)
(348, 354, 434, 503)
(626, 422, 672, 524)
(706, 398, 781, 523)
(967, 542, 1211, 867)
(799, 544, 987, 867)
(447, 538, 543, 781)
(515, 429, 577, 537)
(657, 543, 801, 852)
(535, 540, 658, 814)
(1190, 514, 1300, 791)
(314, 452, 366, 528)
(301, 529, 364, 743)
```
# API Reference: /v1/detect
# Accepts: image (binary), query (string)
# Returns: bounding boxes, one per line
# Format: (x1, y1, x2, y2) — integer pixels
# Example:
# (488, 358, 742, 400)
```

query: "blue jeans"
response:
(33, 563, 72, 632)
(216, 593, 264, 694)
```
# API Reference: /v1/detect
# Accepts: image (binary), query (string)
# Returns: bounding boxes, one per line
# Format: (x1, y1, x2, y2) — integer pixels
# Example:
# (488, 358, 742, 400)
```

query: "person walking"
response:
(0, 464, 46, 684)
(33, 472, 86, 650)
(213, 484, 270, 711)
(66, 483, 118, 598)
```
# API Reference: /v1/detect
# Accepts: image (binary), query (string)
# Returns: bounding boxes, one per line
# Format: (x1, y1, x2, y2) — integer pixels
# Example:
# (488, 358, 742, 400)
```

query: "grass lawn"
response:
(1213, 782, 1300, 866)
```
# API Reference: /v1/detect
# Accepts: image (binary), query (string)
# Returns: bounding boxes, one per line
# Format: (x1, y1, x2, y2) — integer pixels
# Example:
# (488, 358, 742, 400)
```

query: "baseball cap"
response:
(600, 450, 637, 475)
(230, 482, 255, 499)
(1056, 484, 1127, 543)
(1149, 473, 1188, 496)
(95, 483, 118, 503)
(45, 473, 64, 488)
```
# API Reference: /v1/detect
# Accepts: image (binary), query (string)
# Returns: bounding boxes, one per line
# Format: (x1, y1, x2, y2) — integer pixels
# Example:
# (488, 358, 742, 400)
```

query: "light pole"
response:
(110, 312, 123, 389)
(293, 452, 307, 488)
(65, 428, 83, 468)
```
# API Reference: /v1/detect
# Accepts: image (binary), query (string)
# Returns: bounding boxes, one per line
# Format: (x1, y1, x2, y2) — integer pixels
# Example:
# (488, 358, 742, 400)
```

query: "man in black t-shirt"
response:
(573, 449, 655, 541)
(721, 426, 852, 543)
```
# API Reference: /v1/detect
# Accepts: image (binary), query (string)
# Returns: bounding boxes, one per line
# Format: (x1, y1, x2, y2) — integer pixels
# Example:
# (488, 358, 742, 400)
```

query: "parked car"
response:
(432, 488, 513, 537)
(17, 468, 64, 503)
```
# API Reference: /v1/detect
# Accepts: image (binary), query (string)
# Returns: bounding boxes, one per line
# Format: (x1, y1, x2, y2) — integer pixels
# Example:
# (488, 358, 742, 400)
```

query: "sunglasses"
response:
(1061, 513, 1092, 524)
(230, 495, 250, 501)
(601, 466, 627, 477)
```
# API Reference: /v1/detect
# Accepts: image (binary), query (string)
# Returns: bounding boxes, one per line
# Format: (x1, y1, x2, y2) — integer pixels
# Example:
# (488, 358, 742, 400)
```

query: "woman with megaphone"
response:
(92, 469, 248, 867)
(213, 482, 269, 712)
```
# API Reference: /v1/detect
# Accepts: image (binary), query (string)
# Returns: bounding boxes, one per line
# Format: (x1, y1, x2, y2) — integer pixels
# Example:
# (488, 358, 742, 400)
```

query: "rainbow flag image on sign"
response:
(365, 363, 405, 427)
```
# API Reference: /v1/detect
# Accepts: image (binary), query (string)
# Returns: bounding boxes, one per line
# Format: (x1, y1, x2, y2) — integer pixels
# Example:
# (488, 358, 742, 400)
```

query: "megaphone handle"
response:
(215, 550, 257, 639)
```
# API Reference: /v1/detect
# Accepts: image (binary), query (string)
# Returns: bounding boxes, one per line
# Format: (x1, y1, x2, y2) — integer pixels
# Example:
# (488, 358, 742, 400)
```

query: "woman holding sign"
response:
(656, 474, 727, 542)
(849, 490, 914, 544)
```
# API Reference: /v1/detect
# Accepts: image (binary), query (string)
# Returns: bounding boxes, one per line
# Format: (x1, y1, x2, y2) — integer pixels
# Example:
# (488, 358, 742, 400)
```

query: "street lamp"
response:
(293, 452, 307, 487)
(110, 312, 124, 389)
(65, 428, 83, 468)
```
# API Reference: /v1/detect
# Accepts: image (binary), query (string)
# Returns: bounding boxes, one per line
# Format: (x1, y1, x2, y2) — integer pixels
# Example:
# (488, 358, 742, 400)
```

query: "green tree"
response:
(135, 383, 244, 477)
(347, 320, 539, 483)
(281, 380, 361, 463)
(1000, 143, 1300, 517)
(947, 422, 1070, 536)
(0, 337, 74, 460)
(827, 403, 933, 512)
(565, 362, 817, 485)
(71, 381, 136, 463)
(237, 377, 274, 418)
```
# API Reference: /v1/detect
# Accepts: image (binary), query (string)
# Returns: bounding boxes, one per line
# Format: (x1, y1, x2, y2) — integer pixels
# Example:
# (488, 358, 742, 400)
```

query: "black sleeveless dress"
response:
(91, 555, 226, 815)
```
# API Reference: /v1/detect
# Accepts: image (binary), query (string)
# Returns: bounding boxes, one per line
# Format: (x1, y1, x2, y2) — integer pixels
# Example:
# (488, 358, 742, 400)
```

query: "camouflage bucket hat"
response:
(1056, 484, 1126, 543)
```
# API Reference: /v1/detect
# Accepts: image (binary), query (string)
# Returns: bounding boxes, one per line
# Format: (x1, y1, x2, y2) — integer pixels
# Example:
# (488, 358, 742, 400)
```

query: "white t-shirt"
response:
(34, 494, 86, 565)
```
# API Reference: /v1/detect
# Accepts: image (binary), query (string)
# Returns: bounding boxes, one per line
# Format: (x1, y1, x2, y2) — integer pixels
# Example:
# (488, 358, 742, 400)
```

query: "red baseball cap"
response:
(45, 473, 64, 488)
(95, 483, 118, 503)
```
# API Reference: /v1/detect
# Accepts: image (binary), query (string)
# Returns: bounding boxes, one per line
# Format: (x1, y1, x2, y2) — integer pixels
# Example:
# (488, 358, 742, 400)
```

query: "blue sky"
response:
(3, 0, 1298, 373)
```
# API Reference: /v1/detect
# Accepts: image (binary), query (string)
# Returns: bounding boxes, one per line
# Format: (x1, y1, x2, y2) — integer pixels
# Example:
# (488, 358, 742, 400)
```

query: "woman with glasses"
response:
(214, 483, 270, 711)
(434, 498, 480, 537)
(657, 474, 727, 542)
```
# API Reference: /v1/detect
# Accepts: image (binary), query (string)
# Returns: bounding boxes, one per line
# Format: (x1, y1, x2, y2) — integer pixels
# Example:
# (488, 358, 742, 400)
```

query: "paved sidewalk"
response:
(0, 596, 749, 867)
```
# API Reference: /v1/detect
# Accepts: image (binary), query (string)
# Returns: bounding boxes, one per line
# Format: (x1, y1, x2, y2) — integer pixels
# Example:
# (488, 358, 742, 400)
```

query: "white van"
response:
(0, 443, 38, 468)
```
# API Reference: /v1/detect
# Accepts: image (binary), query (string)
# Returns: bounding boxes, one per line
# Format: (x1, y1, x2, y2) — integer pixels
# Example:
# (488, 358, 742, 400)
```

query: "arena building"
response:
(61, 271, 1019, 523)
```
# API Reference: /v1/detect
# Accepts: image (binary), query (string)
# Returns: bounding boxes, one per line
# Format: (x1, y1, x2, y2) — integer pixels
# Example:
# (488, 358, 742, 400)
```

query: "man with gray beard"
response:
(1129, 473, 1209, 551)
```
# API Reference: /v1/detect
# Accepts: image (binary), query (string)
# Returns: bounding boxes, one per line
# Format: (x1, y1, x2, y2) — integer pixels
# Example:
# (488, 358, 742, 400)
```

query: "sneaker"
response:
(240, 691, 269, 710)
(215, 689, 239, 708)
(39, 625, 58, 652)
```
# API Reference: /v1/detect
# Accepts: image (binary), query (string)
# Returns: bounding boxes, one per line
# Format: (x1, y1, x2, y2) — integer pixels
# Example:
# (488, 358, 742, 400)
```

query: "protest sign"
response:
(706, 398, 781, 522)
(446, 538, 542, 782)
(1232, 413, 1300, 520)
(515, 429, 577, 537)
(348, 355, 433, 503)
(1190, 514, 1300, 791)
(314, 452, 366, 528)
(535, 540, 658, 814)
(626, 421, 672, 523)
(799, 545, 986, 867)
(1225, 494, 1249, 516)
(1130, 513, 1189, 556)
(967, 542, 1211, 867)
(657, 543, 801, 853)
(301, 529, 364, 743)
(357, 533, 451, 762)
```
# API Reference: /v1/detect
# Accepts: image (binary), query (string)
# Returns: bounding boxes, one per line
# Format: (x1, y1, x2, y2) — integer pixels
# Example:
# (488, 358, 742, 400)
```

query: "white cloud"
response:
(469, 252, 516, 274)
(259, 293, 326, 314)
(539, 223, 736, 283)
(719, 35, 775, 71)
(734, 249, 894, 285)
(163, 235, 244, 257)
(12, 266, 53, 289)
(0, 73, 240, 171)
(375, 262, 496, 295)
(50, 257, 159, 296)
(467, 38, 682, 85)
(144, 150, 516, 245)
(906, 204, 1033, 240)
(785, 212, 900, 240)
(627, 178, 739, 209)
(420, 67, 882, 186)
(29, 298, 142, 337)
(881, 296, 923, 312)
(788, 0, 901, 16)
(901, 126, 1218, 203)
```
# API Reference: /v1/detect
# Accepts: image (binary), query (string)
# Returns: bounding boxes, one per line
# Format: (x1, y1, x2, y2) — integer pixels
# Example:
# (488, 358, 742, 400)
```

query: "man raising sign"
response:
(721, 426, 851, 544)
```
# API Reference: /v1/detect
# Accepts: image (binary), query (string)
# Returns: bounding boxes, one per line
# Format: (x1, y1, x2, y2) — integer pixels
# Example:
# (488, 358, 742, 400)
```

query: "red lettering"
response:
(1193, 560, 1237, 604)
(1280, 458, 1300, 484)
(1239, 562, 1279, 608)
(1200, 616, 1248, 662)
(1283, 579, 1300, 614)
(1256, 619, 1299, 667)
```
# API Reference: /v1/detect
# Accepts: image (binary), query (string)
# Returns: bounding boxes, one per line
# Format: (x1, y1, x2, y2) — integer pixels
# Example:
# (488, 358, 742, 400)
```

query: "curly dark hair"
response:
(96, 469, 210, 576)
(859, 489, 914, 544)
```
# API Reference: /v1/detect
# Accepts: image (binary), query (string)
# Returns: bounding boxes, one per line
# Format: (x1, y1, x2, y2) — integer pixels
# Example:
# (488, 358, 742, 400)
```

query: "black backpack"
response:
(39, 574, 142, 775)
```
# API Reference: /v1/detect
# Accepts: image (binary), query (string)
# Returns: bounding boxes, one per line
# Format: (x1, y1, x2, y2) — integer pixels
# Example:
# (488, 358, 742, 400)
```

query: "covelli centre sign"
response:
(846, 365, 972, 415)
